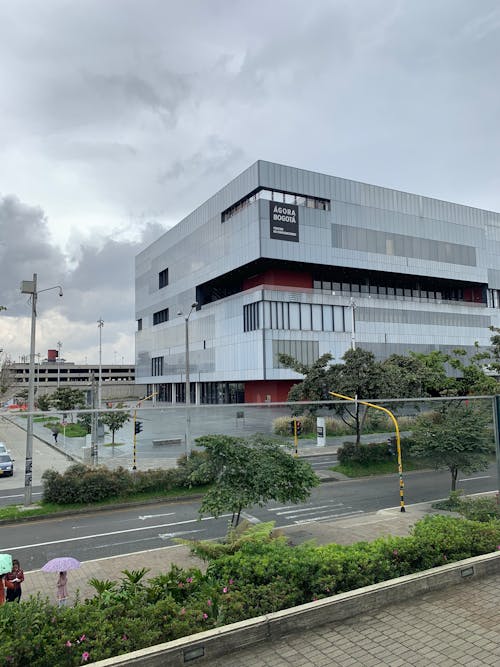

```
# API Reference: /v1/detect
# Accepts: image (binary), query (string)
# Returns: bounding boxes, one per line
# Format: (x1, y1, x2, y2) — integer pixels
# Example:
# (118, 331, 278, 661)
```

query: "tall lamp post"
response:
(177, 302, 198, 456)
(21, 274, 63, 506)
(97, 318, 104, 408)
(57, 340, 62, 387)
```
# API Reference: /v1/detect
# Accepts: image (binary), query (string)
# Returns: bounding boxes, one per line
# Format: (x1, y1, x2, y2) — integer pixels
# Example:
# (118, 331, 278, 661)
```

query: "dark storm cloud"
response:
(0, 195, 67, 315)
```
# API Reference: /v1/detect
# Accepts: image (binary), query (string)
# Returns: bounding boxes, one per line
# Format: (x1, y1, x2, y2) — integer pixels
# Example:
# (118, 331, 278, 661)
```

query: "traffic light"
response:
(387, 437, 396, 456)
(289, 420, 295, 435)
(134, 421, 143, 435)
(296, 420, 302, 436)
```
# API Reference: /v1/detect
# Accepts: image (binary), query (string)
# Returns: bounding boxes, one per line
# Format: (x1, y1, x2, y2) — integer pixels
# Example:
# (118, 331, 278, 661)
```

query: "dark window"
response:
(137, 318, 142, 331)
(153, 308, 169, 325)
(222, 187, 330, 222)
(151, 356, 164, 376)
(159, 268, 169, 289)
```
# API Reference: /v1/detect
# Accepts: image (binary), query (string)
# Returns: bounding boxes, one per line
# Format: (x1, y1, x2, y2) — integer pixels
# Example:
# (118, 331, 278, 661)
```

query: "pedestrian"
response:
(56, 571, 68, 607)
(0, 574, 5, 606)
(52, 429, 58, 443)
(5, 559, 24, 602)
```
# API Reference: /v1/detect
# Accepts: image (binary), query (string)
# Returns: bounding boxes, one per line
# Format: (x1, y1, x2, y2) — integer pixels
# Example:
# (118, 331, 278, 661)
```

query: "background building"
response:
(7, 351, 143, 403)
(135, 160, 500, 404)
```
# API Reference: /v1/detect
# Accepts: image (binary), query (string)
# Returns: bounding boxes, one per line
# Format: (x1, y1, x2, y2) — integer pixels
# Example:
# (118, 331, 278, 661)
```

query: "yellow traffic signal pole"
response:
(132, 409, 138, 470)
(132, 391, 157, 472)
(329, 391, 405, 513)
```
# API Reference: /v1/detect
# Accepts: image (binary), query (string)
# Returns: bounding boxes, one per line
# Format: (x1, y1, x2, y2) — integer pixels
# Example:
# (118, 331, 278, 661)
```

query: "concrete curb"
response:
(92, 550, 500, 666)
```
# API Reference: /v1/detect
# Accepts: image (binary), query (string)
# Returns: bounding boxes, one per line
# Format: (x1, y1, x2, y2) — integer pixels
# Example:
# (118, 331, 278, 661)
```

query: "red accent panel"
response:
(243, 269, 312, 290)
(47, 349, 58, 362)
(244, 380, 297, 403)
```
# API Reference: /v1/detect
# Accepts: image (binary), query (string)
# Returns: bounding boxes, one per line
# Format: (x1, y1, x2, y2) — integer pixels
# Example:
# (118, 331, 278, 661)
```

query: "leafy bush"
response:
(434, 492, 500, 522)
(1, 516, 500, 665)
(41, 454, 215, 505)
(337, 437, 414, 465)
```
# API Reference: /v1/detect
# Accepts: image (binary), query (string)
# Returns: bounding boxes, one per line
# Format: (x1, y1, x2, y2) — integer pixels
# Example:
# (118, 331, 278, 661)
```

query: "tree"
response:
(410, 403, 493, 491)
(100, 408, 130, 444)
(279, 348, 383, 443)
(196, 434, 320, 527)
(50, 388, 86, 420)
(36, 394, 52, 411)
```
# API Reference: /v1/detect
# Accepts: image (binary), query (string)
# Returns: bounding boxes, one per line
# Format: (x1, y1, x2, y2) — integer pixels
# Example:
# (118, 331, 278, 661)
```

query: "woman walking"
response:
(5, 559, 24, 602)
(56, 571, 68, 607)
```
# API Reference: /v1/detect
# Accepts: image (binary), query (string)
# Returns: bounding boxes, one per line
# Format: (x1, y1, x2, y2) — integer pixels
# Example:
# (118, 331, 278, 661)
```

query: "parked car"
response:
(0, 453, 14, 476)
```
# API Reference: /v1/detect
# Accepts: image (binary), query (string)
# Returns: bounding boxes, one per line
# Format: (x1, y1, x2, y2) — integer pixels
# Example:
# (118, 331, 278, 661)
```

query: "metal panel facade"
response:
(135, 161, 500, 401)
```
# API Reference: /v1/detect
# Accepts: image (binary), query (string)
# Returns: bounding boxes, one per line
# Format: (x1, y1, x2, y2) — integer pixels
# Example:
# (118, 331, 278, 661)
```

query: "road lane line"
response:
(459, 476, 491, 482)
(3, 514, 232, 551)
(274, 503, 343, 515)
(294, 510, 364, 524)
(138, 512, 175, 520)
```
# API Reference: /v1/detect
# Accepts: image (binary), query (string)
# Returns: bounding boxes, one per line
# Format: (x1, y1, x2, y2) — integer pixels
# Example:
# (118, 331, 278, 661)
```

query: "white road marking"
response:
(274, 503, 343, 515)
(294, 510, 364, 524)
(158, 529, 205, 540)
(138, 512, 176, 520)
(3, 514, 232, 552)
(459, 476, 491, 482)
(271, 500, 342, 511)
(0, 492, 42, 499)
(240, 512, 260, 524)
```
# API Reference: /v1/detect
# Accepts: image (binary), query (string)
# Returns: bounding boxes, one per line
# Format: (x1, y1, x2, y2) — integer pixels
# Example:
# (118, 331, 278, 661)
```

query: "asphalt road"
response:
(4, 462, 498, 571)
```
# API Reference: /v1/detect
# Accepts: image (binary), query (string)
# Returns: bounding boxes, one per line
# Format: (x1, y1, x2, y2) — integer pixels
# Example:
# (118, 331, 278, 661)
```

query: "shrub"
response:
(41, 454, 214, 505)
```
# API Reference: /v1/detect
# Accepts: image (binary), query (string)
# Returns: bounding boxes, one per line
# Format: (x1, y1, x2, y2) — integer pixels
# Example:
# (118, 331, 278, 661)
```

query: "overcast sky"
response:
(1, 0, 500, 365)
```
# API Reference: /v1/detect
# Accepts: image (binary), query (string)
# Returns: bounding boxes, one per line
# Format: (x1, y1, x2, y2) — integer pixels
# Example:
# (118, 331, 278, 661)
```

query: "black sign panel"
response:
(269, 201, 299, 242)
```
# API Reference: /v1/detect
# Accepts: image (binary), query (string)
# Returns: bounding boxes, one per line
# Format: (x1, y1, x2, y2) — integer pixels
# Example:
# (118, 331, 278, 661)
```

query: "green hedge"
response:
(41, 452, 213, 504)
(1, 516, 500, 665)
(337, 437, 414, 465)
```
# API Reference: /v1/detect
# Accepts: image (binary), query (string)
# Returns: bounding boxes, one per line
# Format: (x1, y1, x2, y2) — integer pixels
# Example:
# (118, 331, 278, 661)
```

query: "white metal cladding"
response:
(135, 160, 500, 391)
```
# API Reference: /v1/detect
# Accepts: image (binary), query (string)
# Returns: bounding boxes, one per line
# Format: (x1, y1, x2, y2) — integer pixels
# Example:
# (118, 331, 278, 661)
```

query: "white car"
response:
(0, 442, 9, 454)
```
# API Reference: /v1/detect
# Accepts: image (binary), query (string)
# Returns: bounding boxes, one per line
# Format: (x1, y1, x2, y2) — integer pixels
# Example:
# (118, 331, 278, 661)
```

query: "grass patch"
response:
(103, 441, 126, 447)
(331, 459, 429, 477)
(34, 416, 59, 423)
(0, 485, 211, 522)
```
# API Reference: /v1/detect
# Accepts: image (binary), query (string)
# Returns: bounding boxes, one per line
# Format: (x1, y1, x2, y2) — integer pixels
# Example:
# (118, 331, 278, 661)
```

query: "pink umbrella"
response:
(41, 557, 81, 572)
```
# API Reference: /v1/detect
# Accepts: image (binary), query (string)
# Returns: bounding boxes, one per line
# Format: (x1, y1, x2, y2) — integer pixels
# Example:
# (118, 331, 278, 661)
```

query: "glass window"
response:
(332, 282, 341, 292)
(259, 189, 272, 200)
(300, 304, 311, 330)
(322, 281, 332, 291)
(333, 306, 345, 331)
(396, 287, 403, 296)
(370, 285, 378, 294)
(312, 305, 322, 331)
(313, 280, 322, 289)
(283, 303, 289, 329)
(342, 283, 350, 292)
(263, 302, 271, 328)
(289, 303, 300, 329)
(412, 289, 420, 298)
(296, 195, 306, 206)
(284, 193, 296, 204)
(361, 285, 369, 293)
(277, 302, 284, 329)
(387, 287, 394, 296)
(323, 305, 333, 330)
(351, 283, 360, 293)
(272, 191, 284, 202)
(306, 198, 315, 208)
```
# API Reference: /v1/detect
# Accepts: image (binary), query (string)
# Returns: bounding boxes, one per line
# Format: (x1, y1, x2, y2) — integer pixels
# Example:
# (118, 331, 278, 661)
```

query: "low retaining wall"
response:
(94, 550, 500, 666)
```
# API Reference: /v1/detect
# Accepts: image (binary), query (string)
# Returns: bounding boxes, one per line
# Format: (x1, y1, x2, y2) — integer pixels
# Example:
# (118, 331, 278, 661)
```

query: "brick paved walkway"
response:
(211, 573, 500, 666)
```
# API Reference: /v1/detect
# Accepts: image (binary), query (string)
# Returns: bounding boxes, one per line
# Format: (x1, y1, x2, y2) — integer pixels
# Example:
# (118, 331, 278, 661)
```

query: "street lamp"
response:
(177, 302, 198, 455)
(97, 318, 104, 408)
(57, 340, 62, 387)
(21, 273, 63, 506)
(349, 297, 356, 351)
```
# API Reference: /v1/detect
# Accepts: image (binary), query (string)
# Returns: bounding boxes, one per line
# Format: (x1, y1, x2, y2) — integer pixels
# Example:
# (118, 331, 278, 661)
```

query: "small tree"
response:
(50, 388, 86, 420)
(37, 394, 52, 411)
(196, 434, 320, 527)
(411, 403, 493, 491)
(100, 408, 130, 444)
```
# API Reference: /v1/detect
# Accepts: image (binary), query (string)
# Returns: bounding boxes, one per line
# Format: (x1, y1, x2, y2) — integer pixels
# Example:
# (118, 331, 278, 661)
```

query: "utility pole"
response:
(97, 318, 104, 409)
(57, 340, 62, 387)
(90, 372, 98, 466)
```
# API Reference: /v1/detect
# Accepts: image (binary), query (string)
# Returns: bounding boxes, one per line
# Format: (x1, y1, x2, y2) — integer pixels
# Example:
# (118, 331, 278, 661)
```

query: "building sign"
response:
(269, 201, 299, 242)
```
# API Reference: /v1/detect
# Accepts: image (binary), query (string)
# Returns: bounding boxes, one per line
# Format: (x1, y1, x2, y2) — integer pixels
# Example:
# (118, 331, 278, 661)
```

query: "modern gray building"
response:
(135, 160, 500, 404)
